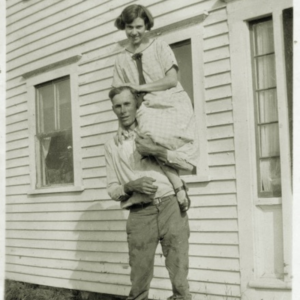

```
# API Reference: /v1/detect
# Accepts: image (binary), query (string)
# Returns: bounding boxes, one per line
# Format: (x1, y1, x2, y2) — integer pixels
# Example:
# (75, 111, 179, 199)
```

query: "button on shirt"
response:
(105, 131, 174, 209)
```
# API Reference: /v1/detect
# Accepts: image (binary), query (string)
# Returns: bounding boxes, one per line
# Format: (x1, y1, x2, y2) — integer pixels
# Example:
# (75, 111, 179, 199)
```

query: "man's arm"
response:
(124, 177, 158, 195)
(105, 143, 129, 201)
(135, 134, 194, 172)
(105, 142, 158, 201)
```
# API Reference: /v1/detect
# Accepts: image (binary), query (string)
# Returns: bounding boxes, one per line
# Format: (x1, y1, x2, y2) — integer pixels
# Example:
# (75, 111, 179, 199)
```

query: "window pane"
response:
(259, 158, 281, 195)
(171, 39, 194, 106)
(257, 89, 278, 123)
(250, 18, 281, 197)
(41, 131, 73, 186)
(283, 7, 293, 171)
(255, 54, 276, 89)
(171, 39, 196, 176)
(259, 124, 280, 157)
(253, 20, 274, 55)
(36, 76, 74, 187)
(38, 84, 55, 134)
(56, 78, 72, 131)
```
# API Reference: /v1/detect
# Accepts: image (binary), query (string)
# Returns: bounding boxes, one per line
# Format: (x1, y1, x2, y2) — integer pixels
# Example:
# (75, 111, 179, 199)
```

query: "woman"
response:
(112, 4, 199, 211)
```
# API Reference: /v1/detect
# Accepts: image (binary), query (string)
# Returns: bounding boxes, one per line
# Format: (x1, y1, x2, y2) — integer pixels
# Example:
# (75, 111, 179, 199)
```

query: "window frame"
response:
(26, 62, 84, 194)
(151, 22, 210, 183)
(249, 17, 282, 198)
(227, 0, 292, 291)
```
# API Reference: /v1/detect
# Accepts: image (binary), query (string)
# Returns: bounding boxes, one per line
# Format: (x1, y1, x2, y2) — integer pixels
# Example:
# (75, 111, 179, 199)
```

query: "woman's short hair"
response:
(114, 4, 154, 30)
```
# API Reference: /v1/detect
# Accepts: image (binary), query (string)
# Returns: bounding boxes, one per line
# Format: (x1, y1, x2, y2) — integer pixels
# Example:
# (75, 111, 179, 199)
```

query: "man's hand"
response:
(124, 177, 158, 195)
(135, 133, 158, 157)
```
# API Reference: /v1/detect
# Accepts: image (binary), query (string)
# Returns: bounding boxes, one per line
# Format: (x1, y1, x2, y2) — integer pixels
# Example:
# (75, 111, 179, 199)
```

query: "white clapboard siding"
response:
(6, 88, 26, 105)
(209, 151, 235, 166)
(205, 97, 232, 113)
(5, 259, 240, 286)
(6, 0, 86, 35)
(6, 165, 30, 178)
(6, 229, 239, 246)
(6, 100, 27, 117)
(6, 138, 29, 152)
(6, 146, 29, 161)
(6, 120, 28, 135)
(6, 80, 26, 96)
(5, 193, 237, 212)
(6, 219, 238, 234)
(6, 175, 31, 186)
(6, 186, 237, 205)
(5, 269, 241, 299)
(6, 0, 215, 77)
(6, 247, 240, 272)
(5, 1, 241, 299)
(6, 206, 237, 222)
(6, 0, 42, 18)
(7, 1, 112, 48)
(6, 111, 28, 127)
(5, 255, 241, 284)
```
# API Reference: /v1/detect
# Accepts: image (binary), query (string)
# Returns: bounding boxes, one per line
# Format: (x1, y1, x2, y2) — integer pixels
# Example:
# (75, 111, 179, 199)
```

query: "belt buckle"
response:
(153, 197, 162, 206)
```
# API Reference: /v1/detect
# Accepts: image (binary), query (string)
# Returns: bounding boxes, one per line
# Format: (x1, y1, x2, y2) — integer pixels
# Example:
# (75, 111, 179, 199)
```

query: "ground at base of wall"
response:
(4, 280, 126, 300)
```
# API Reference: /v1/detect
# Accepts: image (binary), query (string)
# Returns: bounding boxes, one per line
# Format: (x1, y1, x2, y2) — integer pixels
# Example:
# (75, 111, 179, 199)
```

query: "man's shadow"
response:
(70, 200, 130, 300)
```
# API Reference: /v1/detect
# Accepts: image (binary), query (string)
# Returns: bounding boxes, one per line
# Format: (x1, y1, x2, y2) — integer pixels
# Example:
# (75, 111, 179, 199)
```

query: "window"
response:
(170, 39, 197, 176)
(171, 39, 194, 106)
(228, 0, 293, 291)
(283, 8, 293, 171)
(35, 76, 73, 187)
(250, 18, 281, 197)
(25, 57, 83, 194)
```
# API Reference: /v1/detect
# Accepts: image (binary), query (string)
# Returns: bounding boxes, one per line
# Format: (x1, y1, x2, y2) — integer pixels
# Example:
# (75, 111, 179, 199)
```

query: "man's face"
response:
(112, 90, 137, 130)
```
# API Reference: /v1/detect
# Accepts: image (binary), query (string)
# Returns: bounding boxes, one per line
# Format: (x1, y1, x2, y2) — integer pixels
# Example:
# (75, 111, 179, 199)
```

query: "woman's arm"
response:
(128, 67, 178, 92)
(135, 134, 194, 172)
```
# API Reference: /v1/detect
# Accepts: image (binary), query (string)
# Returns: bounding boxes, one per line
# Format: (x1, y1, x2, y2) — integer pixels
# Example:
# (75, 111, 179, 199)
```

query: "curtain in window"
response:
(252, 19, 281, 196)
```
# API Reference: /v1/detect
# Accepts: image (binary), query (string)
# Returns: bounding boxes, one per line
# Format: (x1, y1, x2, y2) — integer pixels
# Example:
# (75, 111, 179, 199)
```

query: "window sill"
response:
(181, 174, 210, 183)
(249, 279, 291, 290)
(28, 186, 85, 195)
(254, 197, 282, 206)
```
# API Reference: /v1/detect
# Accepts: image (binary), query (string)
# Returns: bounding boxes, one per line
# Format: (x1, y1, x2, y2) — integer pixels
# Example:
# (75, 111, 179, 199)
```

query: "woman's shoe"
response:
(174, 181, 191, 212)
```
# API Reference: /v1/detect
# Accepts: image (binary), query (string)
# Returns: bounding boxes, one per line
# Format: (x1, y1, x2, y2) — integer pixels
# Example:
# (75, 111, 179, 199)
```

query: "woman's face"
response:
(125, 17, 146, 46)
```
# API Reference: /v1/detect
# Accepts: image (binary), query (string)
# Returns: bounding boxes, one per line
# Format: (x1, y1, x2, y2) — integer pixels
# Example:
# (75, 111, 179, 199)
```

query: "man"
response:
(105, 86, 192, 300)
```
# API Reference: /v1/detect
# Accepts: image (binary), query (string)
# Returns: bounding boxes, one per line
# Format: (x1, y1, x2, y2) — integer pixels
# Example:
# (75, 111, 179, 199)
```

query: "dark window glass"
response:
(36, 77, 73, 187)
(171, 39, 194, 106)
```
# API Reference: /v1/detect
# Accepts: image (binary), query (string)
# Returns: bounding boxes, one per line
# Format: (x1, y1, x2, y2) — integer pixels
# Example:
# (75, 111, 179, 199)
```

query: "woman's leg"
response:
(156, 159, 189, 211)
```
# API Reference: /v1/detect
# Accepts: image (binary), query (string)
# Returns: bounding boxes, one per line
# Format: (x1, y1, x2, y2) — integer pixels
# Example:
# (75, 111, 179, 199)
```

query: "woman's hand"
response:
(122, 83, 141, 92)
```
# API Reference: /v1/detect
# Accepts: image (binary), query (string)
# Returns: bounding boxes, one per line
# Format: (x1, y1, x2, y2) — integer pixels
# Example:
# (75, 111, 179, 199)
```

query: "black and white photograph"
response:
(0, 1, 299, 300)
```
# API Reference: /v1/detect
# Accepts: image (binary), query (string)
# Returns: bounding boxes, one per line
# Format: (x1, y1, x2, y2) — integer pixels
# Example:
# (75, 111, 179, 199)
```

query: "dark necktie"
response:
(132, 53, 146, 85)
(132, 52, 147, 108)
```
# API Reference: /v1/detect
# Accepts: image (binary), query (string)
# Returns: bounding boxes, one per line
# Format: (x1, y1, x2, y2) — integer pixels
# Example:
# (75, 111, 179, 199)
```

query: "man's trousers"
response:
(126, 195, 191, 300)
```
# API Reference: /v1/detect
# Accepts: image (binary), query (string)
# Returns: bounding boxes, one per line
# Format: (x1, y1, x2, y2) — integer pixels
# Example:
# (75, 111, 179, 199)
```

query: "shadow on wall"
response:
(70, 200, 130, 299)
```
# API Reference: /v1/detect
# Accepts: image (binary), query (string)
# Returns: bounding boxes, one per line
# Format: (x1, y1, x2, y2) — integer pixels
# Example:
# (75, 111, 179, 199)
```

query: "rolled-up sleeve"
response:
(158, 39, 179, 74)
(104, 143, 130, 202)
(165, 150, 194, 171)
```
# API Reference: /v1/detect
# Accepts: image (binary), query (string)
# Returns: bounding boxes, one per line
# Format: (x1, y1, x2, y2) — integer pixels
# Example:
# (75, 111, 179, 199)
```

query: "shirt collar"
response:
(123, 129, 136, 140)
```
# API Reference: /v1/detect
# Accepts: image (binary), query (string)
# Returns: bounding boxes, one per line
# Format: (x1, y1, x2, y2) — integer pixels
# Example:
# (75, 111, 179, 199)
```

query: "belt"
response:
(128, 194, 175, 210)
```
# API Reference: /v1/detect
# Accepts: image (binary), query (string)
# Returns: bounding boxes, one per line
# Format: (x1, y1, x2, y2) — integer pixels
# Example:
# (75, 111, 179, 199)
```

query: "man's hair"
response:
(108, 86, 137, 101)
(114, 4, 154, 31)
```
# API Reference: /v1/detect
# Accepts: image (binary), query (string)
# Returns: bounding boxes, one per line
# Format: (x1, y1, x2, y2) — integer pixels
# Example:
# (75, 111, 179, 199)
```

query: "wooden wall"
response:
(5, 1, 240, 299)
